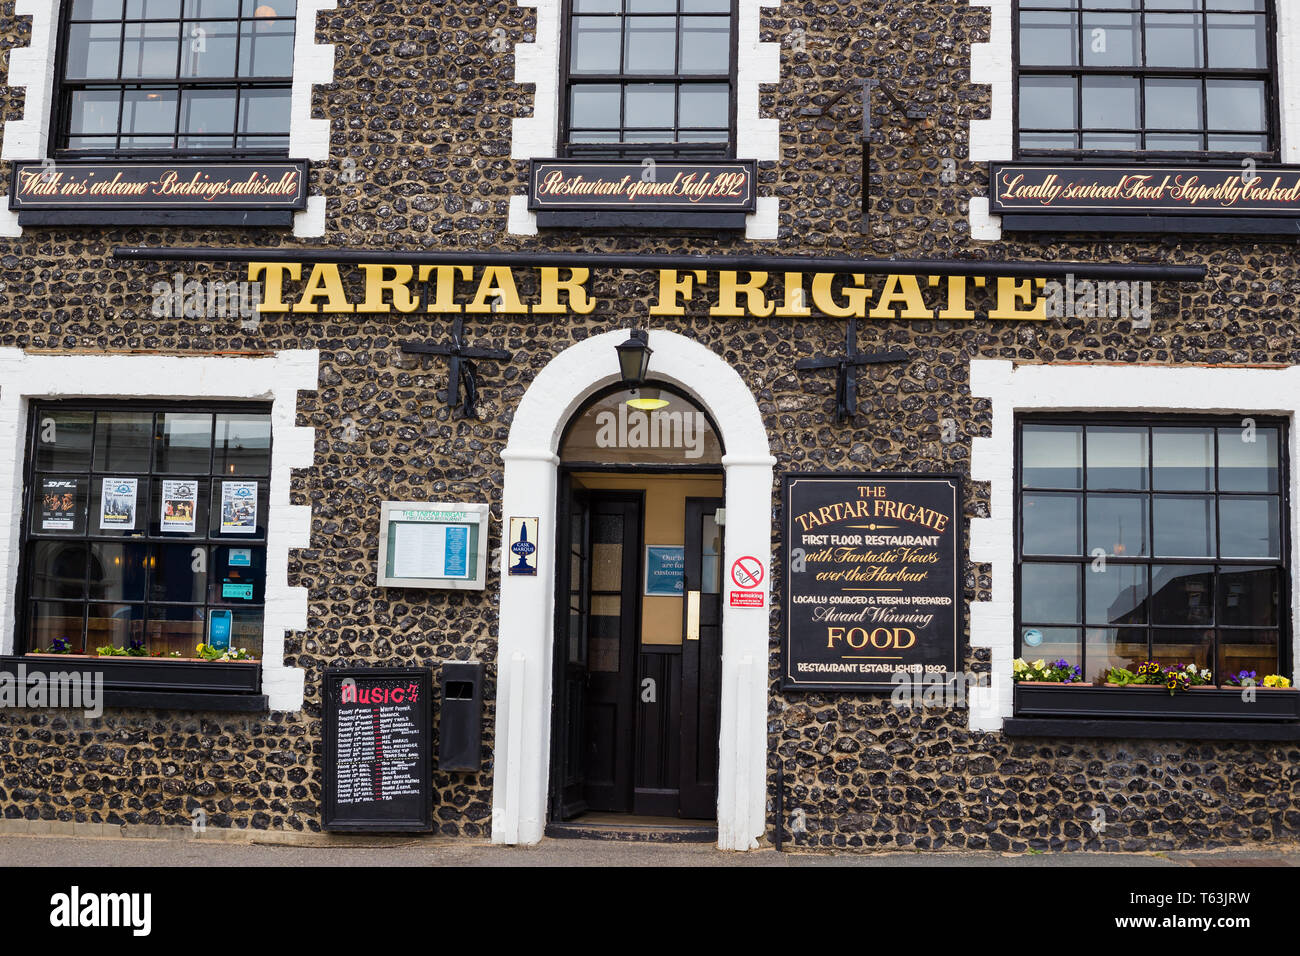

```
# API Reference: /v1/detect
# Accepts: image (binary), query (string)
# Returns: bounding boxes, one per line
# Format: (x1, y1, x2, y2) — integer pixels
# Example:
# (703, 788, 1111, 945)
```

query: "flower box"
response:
(1, 654, 261, 694)
(1015, 682, 1300, 721)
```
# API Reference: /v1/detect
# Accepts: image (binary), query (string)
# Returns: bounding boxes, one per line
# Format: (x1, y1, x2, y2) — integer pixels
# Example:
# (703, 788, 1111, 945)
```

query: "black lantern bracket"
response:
(795, 314, 909, 423)
(400, 315, 511, 420)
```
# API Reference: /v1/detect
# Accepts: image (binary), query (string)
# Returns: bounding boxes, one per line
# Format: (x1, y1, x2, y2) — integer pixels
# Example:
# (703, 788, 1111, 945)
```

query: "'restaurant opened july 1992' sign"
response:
(528, 158, 756, 212)
(782, 473, 961, 692)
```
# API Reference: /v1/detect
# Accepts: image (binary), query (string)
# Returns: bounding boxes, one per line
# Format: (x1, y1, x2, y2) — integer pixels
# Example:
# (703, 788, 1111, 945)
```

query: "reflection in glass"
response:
(94, 411, 153, 472)
(1153, 495, 1215, 557)
(1217, 628, 1277, 683)
(1152, 627, 1212, 672)
(1086, 427, 1147, 489)
(1085, 562, 1146, 625)
(151, 544, 207, 603)
(1150, 565, 1213, 625)
(1218, 496, 1280, 558)
(1025, 627, 1081, 671)
(588, 594, 621, 672)
(88, 542, 149, 601)
(156, 413, 212, 473)
(1153, 427, 1213, 490)
(624, 16, 676, 73)
(1081, 12, 1139, 66)
(1020, 11, 1078, 67)
(1087, 627, 1149, 682)
(1023, 493, 1081, 555)
(1218, 566, 1277, 627)
(89, 602, 146, 651)
(30, 601, 86, 654)
(1019, 76, 1076, 131)
(1217, 426, 1277, 491)
(146, 605, 204, 657)
(1086, 493, 1148, 557)
(34, 411, 93, 472)
(214, 414, 272, 475)
(1021, 425, 1081, 488)
(29, 542, 88, 599)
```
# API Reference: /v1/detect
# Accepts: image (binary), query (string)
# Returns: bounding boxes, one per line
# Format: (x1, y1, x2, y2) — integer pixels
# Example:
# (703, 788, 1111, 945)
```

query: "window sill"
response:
(998, 214, 1300, 236)
(2, 654, 261, 696)
(1004, 718, 1300, 741)
(1014, 683, 1300, 722)
(536, 210, 748, 230)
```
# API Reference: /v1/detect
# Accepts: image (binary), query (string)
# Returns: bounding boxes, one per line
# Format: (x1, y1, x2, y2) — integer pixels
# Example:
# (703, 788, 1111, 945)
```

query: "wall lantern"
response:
(616, 329, 652, 387)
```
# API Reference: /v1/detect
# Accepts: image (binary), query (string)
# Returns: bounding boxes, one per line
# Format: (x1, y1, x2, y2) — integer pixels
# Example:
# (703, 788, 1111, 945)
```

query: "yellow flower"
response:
(1263, 675, 1292, 689)
(1031, 660, 1045, 671)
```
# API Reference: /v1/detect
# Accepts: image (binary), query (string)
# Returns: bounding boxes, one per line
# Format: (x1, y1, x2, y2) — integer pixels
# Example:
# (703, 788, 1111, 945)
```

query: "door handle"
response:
(686, 589, 700, 641)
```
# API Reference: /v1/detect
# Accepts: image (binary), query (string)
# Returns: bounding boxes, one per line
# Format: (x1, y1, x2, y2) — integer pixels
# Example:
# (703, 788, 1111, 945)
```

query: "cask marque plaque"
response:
(782, 473, 961, 692)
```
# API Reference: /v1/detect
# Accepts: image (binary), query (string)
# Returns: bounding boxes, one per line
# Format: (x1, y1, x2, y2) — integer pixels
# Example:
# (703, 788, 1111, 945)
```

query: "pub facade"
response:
(0, 0, 1297, 852)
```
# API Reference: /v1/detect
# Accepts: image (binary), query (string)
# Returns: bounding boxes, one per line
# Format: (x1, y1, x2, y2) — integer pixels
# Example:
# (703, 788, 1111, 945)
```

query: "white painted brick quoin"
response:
(0, 350, 320, 712)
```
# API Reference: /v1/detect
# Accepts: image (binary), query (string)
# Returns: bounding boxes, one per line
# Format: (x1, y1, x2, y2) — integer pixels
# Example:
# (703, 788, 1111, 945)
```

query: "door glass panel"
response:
(589, 593, 621, 672)
(701, 511, 721, 594)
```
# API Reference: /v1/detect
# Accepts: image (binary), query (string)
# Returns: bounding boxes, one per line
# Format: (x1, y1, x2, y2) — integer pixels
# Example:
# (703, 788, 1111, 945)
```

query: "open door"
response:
(679, 496, 723, 819)
(552, 475, 590, 820)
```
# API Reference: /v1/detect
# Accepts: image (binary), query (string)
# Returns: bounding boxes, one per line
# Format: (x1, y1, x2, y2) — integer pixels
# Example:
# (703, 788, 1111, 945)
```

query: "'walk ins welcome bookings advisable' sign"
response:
(782, 473, 961, 692)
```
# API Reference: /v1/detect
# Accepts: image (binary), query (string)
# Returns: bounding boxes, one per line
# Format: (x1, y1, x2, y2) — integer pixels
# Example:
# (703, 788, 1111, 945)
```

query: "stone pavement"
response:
(0, 832, 1297, 866)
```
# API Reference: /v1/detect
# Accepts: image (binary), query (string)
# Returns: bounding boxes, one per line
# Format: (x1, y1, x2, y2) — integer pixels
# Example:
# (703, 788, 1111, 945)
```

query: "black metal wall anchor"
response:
(400, 315, 510, 419)
(860, 80, 931, 235)
(795, 314, 909, 422)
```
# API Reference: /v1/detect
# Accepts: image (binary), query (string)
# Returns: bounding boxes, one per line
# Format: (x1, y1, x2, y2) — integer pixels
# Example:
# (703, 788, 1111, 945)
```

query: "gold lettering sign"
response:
(246, 262, 1051, 321)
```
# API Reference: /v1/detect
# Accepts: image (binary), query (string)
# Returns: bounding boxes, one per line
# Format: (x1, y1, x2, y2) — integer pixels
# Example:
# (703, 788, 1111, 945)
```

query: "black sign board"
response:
(990, 162, 1300, 218)
(782, 472, 961, 692)
(322, 667, 433, 832)
(528, 158, 757, 213)
(9, 159, 310, 211)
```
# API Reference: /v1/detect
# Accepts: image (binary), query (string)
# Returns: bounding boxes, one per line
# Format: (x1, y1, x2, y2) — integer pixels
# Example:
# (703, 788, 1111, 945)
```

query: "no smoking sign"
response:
(730, 556, 764, 590)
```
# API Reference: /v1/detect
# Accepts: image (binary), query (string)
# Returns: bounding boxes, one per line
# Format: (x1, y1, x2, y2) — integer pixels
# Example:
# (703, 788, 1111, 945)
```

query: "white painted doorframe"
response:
(490, 329, 775, 850)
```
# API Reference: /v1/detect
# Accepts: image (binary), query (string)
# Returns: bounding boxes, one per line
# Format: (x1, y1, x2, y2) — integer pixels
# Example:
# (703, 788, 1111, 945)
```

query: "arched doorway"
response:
(490, 329, 774, 850)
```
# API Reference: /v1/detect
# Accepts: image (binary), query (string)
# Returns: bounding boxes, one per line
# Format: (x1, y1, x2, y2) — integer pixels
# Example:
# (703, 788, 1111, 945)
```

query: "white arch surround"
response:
(490, 329, 775, 850)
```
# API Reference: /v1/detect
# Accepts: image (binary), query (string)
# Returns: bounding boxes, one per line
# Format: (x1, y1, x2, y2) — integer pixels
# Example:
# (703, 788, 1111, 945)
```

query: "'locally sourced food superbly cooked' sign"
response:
(782, 473, 961, 692)
(990, 162, 1300, 217)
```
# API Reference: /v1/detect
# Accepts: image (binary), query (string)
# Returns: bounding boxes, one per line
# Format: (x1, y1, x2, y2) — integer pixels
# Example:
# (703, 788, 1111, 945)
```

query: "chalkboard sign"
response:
(322, 667, 433, 831)
(782, 473, 962, 692)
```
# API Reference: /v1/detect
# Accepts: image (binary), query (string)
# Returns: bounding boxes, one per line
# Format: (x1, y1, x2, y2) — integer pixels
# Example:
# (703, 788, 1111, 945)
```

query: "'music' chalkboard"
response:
(322, 667, 433, 832)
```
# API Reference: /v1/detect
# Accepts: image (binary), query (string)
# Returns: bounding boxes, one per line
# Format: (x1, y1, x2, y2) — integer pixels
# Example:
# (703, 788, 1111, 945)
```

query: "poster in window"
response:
(40, 477, 83, 531)
(160, 479, 199, 533)
(220, 480, 258, 534)
(98, 477, 138, 530)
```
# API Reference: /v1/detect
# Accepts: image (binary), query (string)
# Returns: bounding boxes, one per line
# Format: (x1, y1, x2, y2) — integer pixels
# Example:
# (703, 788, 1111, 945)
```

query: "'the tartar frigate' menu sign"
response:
(322, 667, 433, 831)
(528, 158, 757, 212)
(990, 163, 1300, 217)
(8, 160, 310, 211)
(782, 473, 961, 692)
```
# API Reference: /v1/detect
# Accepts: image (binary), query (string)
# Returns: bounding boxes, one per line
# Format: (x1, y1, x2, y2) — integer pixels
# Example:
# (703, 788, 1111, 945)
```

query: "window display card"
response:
(40, 477, 82, 531)
(99, 477, 138, 530)
(161, 479, 198, 533)
(220, 480, 258, 534)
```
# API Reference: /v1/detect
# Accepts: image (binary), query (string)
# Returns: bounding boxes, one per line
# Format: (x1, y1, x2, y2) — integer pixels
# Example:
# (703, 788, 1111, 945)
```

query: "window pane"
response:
(571, 16, 623, 73)
(1081, 13, 1139, 67)
(1144, 13, 1203, 68)
(1085, 561, 1146, 625)
(88, 603, 145, 653)
(226, 608, 264, 658)
(35, 410, 94, 471)
(573, 0, 620, 10)
(238, 88, 290, 134)
(1024, 626, 1082, 672)
(1152, 427, 1213, 490)
(624, 84, 675, 127)
(68, 90, 122, 141)
(122, 89, 178, 135)
(1146, 133, 1203, 150)
(1081, 132, 1140, 150)
(31, 601, 86, 654)
(1218, 629, 1277, 682)
(1217, 425, 1277, 491)
(1206, 0, 1264, 9)
(1086, 426, 1147, 489)
(571, 84, 622, 128)
(1206, 13, 1265, 68)
(1023, 493, 1082, 555)
(214, 414, 271, 475)
(127, 0, 182, 16)
(29, 542, 88, 599)
(1218, 496, 1280, 559)
(187, 0, 240, 14)
(66, 23, 124, 79)
(156, 412, 212, 473)
(679, 83, 728, 128)
(1082, 75, 1139, 129)
(1020, 132, 1078, 150)
(629, 0, 675, 9)
(1145, 77, 1202, 130)
(181, 88, 238, 135)
(1019, 76, 1076, 130)
(1207, 133, 1266, 152)
(213, 544, 266, 604)
(94, 410, 153, 472)
(624, 16, 676, 73)
(1021, 563, 1081, 623)
(1206, 79, 1266, 131)
(1153, 495, 1215, 557)
(150, 543, 207, 602)
(679, 16, 730, 74)
(1022, 424, 1082, 487)
(147, 605, 204, 657)
(1020, 11, 1078, 67)
(239, 17, 295, 76)
(88, 542, 149, 601)
(182, 19, 238, 77)
(243, 0, 296, 15)
(1151, 627, 1212, 672)
(1218, 566, 1277, 627)
(1150, 564, 1214, 625)
(121, 21, 181, 79)
(683, 0, 731, 10)
(72, 0, 126, 19)
(1087, 493, 1148, 557)
(1087, 627, 1149, 681)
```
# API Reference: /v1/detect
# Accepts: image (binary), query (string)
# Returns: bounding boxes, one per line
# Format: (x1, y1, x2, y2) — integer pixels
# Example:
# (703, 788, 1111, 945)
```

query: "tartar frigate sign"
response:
(782, 473, 961, 692)
(990, 162, 1300, 217)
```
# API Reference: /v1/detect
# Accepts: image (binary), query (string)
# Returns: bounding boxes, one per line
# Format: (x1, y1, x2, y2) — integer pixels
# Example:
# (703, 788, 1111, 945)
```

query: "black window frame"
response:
(50, 0, 296, 160)
(1012, 0, 1283, 163)
(1013, 412, 1293, 687)
(558, 0, 739, 159)
(17, 398, 273, 663)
